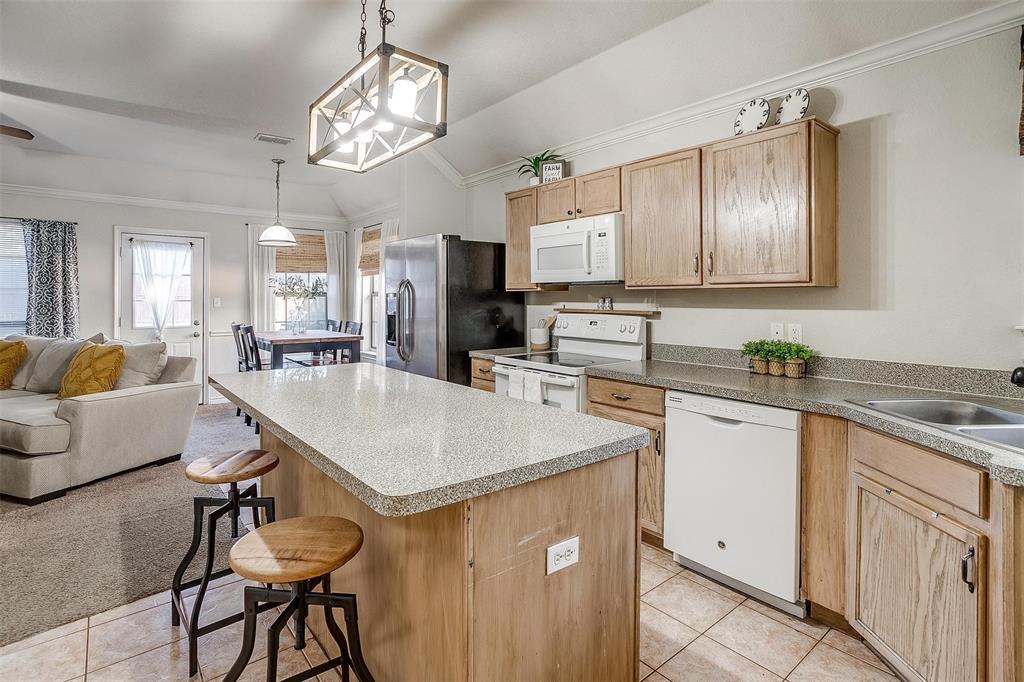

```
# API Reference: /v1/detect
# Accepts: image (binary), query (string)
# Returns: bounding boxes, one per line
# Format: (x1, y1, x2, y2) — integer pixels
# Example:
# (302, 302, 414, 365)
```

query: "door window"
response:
(132, 241, 193, 329)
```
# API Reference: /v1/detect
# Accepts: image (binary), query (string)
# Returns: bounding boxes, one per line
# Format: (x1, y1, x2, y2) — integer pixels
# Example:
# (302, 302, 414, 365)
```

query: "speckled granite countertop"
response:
(468, 347, 527, 360)
(587, 360, 1024, 486)
(210, 363, 648, 517)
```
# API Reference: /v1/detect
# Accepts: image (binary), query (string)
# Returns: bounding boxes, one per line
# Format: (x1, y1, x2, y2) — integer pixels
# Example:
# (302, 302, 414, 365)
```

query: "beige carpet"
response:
(0, 404, 259, 646)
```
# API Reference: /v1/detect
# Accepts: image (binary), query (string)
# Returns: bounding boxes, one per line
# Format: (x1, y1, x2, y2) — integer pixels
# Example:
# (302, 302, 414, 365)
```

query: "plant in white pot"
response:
(518, 150, 562, 186)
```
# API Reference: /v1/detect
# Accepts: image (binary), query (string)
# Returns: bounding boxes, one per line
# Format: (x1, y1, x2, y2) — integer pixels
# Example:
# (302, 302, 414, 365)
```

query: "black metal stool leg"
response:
(186, 502, 231, 675)
(266, 595, 299, 682)
(170, 496, 225, 627)
(340, 596, 374, 682)
(292, 580, 307, 650)
(321, 575, 353, 682)
(229, 482, 241, 538)
(223, 586, 262, 682)
(240, 494, 275, 529)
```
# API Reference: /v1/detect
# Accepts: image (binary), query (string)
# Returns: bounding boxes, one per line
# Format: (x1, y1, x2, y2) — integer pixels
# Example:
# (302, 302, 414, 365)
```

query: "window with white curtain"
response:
(0, 220, 28, 335)
(132, 247, 193, 329)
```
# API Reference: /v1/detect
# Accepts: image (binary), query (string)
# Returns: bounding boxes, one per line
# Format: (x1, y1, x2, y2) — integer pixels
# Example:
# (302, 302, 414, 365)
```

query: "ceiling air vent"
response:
(254, 132, 294, 145)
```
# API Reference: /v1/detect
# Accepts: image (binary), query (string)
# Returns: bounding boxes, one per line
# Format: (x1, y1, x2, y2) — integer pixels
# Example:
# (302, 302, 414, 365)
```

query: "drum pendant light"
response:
(258, 159, 297, 247)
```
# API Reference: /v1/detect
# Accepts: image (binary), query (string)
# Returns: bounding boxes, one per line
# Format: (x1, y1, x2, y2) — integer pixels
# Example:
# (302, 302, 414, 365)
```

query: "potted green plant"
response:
(764, 340, 789, 376)
(740, 339, 770, 375)
(518, 150, 562, 186)
(782, 341, 813, 379)
(269, 275, 327, 333)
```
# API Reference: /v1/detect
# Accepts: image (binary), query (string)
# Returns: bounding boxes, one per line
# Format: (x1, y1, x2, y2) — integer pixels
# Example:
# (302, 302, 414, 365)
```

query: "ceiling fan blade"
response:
(0, 125, 34, 141)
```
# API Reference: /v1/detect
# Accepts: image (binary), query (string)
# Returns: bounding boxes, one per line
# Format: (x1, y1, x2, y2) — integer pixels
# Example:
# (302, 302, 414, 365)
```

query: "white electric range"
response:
(493, 313, 646, 412)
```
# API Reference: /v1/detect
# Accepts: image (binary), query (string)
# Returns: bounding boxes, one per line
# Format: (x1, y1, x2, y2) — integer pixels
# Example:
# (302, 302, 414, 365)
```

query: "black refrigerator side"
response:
(444, 240, 525, 385)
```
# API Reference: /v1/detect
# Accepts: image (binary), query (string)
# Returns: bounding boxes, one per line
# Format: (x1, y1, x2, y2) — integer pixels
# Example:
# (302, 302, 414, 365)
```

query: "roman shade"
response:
(358, 227, 382, 276)
(275, 233, 328, 273)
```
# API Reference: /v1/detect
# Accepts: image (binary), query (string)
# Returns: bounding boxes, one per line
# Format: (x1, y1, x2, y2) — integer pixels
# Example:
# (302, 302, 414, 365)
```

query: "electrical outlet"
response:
(546, 536, 580, 575)
(787, 323, 802, 343)
(770, 322, 785, 340)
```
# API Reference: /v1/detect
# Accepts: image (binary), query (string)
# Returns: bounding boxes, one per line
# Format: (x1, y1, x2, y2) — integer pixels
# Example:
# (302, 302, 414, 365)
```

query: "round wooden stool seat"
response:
(229, 516, 364, 584)
(185, 449, 279, 485)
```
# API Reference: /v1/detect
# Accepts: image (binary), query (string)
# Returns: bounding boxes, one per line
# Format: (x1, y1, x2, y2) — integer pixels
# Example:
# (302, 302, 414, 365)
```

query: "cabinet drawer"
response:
(588, 377, 664, 416)
(471, 377, 495, 393)
(471, 358, 496, 381)
(849, 424, 988, 518)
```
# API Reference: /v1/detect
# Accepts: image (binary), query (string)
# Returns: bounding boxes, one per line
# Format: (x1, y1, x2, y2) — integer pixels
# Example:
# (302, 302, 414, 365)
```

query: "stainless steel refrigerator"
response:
(384, 234, 525, 384)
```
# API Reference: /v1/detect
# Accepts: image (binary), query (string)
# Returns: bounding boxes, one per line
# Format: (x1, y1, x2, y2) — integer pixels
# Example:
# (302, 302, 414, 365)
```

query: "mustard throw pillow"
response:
(0, 340, 29, 390)
(57, 342, 126, 399)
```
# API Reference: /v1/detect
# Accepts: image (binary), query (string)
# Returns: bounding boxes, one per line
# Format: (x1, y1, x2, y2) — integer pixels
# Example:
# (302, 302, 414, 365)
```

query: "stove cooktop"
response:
(497, 351, 629, 370)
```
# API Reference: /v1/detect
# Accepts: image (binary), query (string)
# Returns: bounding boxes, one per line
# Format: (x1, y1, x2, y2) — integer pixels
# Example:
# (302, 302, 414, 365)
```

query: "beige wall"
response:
(465, 29, 1024, 371)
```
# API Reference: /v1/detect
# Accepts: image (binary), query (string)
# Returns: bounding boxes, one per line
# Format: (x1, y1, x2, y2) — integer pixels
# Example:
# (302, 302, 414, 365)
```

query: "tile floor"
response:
(638, 544, 897, 682)
(0, 543, 896, 682)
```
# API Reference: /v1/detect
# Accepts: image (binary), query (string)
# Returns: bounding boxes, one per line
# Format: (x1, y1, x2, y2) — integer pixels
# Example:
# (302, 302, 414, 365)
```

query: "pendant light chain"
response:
(273, 159, 283, 223)
(358, 0, 368, 57)
(378, 0, 394, 44)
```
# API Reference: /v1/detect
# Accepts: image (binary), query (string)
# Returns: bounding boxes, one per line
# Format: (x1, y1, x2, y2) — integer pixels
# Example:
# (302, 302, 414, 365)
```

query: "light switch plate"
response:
(770, 322, 784, 340)
(787, 323, 802, 343)
(546, 536, 580, 575)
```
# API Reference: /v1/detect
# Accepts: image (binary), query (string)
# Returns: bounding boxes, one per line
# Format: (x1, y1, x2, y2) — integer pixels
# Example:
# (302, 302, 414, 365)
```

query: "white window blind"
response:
(0, 220, 27, 335)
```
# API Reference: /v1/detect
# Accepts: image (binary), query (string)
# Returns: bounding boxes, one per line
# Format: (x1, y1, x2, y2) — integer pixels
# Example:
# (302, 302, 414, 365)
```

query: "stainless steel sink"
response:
(957, 426, 1024, 451)
(860, 400, 1024, 426)
(852, 398, 1024, 454)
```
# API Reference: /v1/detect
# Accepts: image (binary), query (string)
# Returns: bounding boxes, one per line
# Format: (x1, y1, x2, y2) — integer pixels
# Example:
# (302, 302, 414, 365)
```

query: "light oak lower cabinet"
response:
(850, 472, 984, 682)
(587, 380, 665, 538)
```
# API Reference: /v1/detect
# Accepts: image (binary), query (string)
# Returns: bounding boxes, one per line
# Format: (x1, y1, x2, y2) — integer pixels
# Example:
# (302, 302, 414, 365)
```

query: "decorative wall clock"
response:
(776, 88, 810, 124)
(734, 98, 771, 135)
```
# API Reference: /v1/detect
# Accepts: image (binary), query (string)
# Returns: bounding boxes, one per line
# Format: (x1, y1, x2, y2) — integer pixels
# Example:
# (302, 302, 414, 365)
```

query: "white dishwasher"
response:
(664, 391, 804, 616)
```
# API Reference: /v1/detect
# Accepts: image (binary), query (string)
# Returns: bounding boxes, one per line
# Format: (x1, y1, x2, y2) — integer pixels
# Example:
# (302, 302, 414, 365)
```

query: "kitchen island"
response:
(210, 363, 648, 682)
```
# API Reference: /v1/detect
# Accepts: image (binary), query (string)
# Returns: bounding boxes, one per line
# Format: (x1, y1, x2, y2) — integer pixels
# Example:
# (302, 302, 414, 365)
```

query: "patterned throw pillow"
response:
(57, 342, 126, 399)
(0, 340, 29, 390)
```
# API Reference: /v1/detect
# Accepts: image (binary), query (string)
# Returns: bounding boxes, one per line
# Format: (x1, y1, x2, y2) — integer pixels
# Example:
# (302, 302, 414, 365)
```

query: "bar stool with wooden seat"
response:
(223, 516, 377, 682)
(171, 448, 280, 677)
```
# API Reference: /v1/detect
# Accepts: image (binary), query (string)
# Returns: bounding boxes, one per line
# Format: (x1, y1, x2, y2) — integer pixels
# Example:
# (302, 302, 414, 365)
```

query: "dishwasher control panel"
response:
(666, 392, 799, 431)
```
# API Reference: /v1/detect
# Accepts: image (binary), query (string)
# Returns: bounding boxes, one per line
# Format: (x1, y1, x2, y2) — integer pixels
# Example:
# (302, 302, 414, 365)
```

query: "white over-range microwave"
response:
(530, 213, 624, 284)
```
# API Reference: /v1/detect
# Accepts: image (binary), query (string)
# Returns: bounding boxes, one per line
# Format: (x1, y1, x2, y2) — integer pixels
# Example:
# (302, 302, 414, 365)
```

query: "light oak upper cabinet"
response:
(536, 178, 576, 224)
(505, 188, 540, 291)
(536, 169, 622, 224)
(849, 472, 984, 682)
(623, 149, 702, 287)
(702, 119, 837, 287)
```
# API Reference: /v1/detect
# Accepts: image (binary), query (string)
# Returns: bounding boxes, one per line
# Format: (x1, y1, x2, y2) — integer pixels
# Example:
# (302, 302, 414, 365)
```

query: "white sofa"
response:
(0, 352, 200, 504)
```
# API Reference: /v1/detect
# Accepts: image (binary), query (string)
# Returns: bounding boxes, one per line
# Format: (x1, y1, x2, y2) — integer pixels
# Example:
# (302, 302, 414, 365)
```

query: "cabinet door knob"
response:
(576, 208, 583, 214)
(567, 210, 573, 216)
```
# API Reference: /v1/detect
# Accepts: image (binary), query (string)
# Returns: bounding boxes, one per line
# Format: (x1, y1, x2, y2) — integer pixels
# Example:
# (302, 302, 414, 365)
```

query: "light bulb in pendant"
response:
(331, 113, 354, 153)
(390, 68, 418, 119)
(354, 108, 374, 143)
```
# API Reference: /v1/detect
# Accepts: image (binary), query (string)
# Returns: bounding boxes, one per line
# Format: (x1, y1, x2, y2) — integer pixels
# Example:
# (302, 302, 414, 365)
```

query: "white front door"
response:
(116, 231, 206, 401)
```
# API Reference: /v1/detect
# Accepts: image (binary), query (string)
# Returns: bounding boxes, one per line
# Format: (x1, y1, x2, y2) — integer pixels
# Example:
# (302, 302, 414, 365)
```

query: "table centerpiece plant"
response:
(269, 275, 327, 333)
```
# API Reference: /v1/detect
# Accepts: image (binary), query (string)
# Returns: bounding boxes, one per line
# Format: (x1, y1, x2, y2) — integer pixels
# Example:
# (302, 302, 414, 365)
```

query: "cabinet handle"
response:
(479, 367, 491, 374)
(961, 546, 976, 593)
(654, 431, 661, 457)
(567, 210, 573, 216)
(692, 253, 699, 275)
(611, 393, 632, 401)
(707, 252, 714, 275)
(576, 208, 583, 214)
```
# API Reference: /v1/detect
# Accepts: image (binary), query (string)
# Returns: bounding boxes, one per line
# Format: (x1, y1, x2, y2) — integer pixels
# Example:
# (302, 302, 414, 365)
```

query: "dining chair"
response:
(230, 323, 246, 417)
(327, 319, 341, 332)
(340, 321, 363, 363)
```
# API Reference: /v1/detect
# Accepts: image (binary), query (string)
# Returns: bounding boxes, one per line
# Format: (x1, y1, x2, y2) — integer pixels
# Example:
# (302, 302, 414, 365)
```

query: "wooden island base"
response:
(261, 430, 640, 682)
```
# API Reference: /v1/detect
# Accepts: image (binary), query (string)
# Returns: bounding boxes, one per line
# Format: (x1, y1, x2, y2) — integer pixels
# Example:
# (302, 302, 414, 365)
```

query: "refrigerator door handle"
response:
(397, 278, 415, 362)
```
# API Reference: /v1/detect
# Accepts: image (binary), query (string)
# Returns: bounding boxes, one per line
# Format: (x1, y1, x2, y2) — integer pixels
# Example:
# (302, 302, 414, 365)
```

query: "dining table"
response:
(255, 330, 363, 369)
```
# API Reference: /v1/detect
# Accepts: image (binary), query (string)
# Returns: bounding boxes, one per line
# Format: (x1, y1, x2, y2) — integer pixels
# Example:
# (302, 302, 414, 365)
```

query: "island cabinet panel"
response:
(575, 167, 621, 217)
(259, 429, 639, 682)
(536, 177, 577, 223)
(701, 119, 837, 287)
(472, 451, 638, 681)
(588, 402, 664, 537)
(800, 413, 848, 616)
(623, 149, 703, 288)
(506, 188, 540, 291)
(260, 430, 470, 682)
(849, 472, 984, 682)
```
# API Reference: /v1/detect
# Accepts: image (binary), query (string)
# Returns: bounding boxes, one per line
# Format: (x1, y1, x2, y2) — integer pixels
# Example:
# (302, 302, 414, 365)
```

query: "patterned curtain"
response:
(21, 219, 80, 338)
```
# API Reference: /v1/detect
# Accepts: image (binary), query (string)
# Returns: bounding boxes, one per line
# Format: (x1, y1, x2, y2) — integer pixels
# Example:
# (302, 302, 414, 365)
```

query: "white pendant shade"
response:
(390, 70, 418, 118)
(331, 114, 355, 153)
(258, 221, 297, 248)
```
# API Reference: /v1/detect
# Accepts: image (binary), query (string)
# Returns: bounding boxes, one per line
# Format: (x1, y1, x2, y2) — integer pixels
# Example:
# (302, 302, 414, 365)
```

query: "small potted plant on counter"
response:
(518, 150, 562, 186)
(782, 341, 813, 379)
(741, 339, 770, 375)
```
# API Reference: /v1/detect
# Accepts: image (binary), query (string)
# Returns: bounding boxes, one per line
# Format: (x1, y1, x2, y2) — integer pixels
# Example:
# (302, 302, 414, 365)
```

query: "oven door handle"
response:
(540, 374, 577, 387)
(491, 365, 512, 377)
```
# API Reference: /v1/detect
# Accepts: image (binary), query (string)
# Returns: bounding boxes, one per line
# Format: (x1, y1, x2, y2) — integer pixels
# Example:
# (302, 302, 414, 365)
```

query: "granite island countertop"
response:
(586, 360, 1024, 486)
(210, 363, 648, 516)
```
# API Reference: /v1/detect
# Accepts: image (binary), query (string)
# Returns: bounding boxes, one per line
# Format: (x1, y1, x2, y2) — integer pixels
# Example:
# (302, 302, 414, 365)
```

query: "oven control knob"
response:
(629, 324, 636, 334)
(619, 323, 626, 333)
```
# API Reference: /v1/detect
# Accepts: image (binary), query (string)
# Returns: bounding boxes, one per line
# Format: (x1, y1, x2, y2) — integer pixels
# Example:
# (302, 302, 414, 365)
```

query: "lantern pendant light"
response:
(257, 159, 297, 248)
(308, 0, 448, 173)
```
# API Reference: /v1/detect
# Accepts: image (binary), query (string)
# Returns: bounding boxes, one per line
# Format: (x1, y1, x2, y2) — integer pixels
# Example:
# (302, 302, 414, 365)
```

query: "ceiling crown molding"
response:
(0, 182, 349, 226)
(457, 0, 1023, 189)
